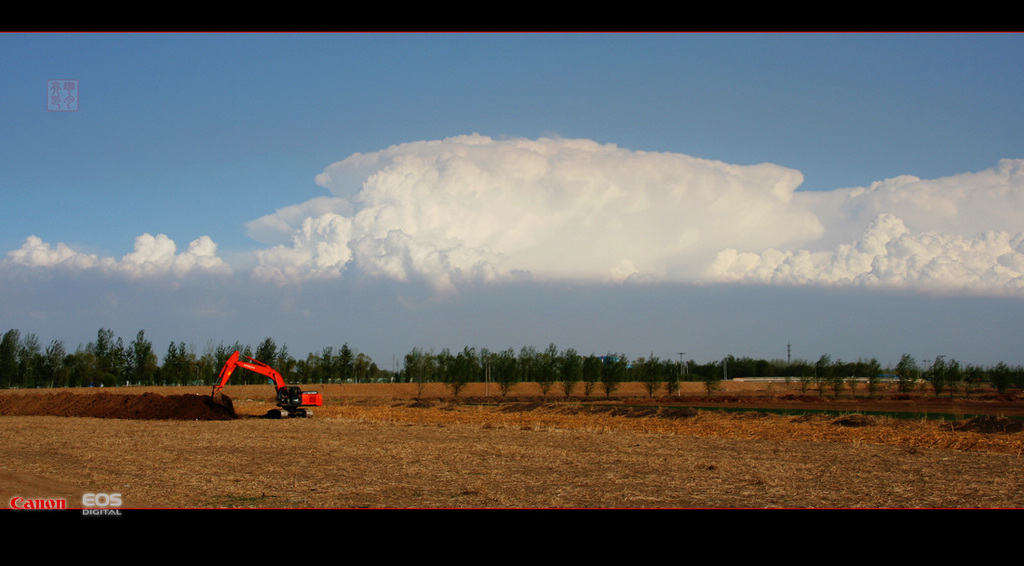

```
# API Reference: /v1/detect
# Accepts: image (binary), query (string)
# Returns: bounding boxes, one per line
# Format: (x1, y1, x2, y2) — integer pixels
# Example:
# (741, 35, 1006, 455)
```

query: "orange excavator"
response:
(212, 350, 323, 418)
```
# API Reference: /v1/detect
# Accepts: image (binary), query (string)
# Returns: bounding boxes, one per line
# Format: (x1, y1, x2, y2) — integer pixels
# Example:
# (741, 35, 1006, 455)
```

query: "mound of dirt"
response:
(831, 414, 876, 428)
(0, 391, 237, 420)
(952, 416, 1024, 434)
(489, 402, 699, 419)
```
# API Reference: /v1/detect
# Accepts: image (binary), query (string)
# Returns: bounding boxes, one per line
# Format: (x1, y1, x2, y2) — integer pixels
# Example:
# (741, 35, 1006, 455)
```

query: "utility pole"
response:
(787, 343, 792, 366)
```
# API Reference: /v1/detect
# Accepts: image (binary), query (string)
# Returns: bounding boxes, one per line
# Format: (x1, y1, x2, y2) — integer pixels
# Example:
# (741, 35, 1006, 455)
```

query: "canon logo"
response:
(9, 496, 67, 510)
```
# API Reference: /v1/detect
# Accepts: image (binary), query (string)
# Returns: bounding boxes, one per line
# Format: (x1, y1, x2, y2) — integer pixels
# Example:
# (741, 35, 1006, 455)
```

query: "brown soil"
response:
(2, 383, 1023, 509)
(0, 391, 236, 420)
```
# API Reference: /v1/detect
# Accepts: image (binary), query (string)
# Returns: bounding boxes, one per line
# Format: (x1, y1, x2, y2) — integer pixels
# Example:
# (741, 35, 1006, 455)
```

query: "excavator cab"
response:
(272, 385, 323, 419)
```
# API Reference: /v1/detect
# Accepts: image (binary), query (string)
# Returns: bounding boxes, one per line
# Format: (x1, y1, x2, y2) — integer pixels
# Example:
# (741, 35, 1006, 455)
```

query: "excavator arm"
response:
(212, 350, 322, 418)
(213, 351, 286, 393)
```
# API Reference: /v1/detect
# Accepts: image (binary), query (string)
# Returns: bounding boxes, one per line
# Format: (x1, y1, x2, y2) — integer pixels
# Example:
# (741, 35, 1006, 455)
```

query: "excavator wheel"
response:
(263, 408, 285, 419)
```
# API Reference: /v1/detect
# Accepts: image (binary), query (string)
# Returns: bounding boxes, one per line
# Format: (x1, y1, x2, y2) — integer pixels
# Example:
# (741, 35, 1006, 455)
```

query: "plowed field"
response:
(2, 382, 1023, 509)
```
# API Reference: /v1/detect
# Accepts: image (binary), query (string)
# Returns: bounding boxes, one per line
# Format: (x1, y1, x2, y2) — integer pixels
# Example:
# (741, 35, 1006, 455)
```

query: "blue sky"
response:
(2, 33, 1023, 368)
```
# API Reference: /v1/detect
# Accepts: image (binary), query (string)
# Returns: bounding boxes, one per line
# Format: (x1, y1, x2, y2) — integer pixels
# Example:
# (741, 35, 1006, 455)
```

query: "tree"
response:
(296, 353, 318, 384)
(354, 352, 373, 383)
(494, 348, 519, 397)
(518, 346, 538, 394)
(665, 358, 682, 397)
(946, 358, 963, 397)
(445, 346, 477, 398)
(404, 347, 434, 399)
(559, 347, 582, 398)
(864, 358, 883, 397)
(827, 357, 845, 399)
(213, 342, 236, 383)
(319, 346, 335, 383)
(0, 329, 20, 388)
(703, 360, 722, 395)
(198, 340, 221, 386)
(929, 355, 949, 397)
(112, 336, 128, 384)
(581, 354, 602, 397)
(128, 330, 157, 386)
(731, 356, 758, 379)
(66, 347, 96, 388)
(276, 344, 295, 382)
(435, 348, 453, 385)
(160, 341, 195, 386)
(43, 339, 67, 388)
(537, 343, 559, 399)
(162, 342, 181, 385)
(990, 362, 1012, 395)
(17, 333, 42, 389)
(814, 354, 833, 397)
(255, 337, 278, 366)
(92, 328, 122, 385)
(788, 360, 814, 393)
(964, 364, 985, 398)
(638, 354, 664, 398)
(845, 370, 859, 397)
(337, 343, 355, 382)
(1012, 364, 1024, 390)
(601, 354, 627, 399)
(895, 354, 919, 393)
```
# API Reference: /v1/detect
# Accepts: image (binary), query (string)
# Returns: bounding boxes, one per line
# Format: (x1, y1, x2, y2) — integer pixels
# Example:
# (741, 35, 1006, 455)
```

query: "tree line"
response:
(1, 327, 1022, 397)
(0, 327, 386, 389)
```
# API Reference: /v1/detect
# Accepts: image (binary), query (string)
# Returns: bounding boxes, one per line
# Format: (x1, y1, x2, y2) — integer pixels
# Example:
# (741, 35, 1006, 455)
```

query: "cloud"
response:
(253, 134, 823, 289)
(7, 136, 1023, 298)
(704, 213, 1024, 294)
(244, 196, 354, 245)
(6, 236, 113, 271)
(796, 159, 1024, 251)
(251, 135, 1024, 296)
(5, 233, 231, 279)
(707, 159, 1024, 295)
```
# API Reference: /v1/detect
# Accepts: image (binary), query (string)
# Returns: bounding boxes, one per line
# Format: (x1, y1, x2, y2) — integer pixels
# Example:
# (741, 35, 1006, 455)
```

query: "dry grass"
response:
(320, 400, 1024, 456)
(2, 384, 1023, 509)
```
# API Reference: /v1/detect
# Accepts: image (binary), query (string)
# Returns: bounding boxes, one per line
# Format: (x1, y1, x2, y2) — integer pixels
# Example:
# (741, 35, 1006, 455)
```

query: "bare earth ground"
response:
(2, 381, 1023, 510)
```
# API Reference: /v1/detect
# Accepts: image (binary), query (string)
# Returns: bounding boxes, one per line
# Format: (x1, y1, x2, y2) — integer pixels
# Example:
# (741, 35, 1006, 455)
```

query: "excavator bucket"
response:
(203, 391, 236, 417)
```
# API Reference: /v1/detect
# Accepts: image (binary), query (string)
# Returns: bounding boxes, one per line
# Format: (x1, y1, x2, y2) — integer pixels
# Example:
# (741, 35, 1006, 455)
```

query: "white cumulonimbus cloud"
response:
(250, 134, 823, 289)
(706, 159, 1024, 294)
(5, 233, 231, 279)
(7, 135, 1023, 297)
(249, 134, 1024, 296)
(704, 213, 1024, 294)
